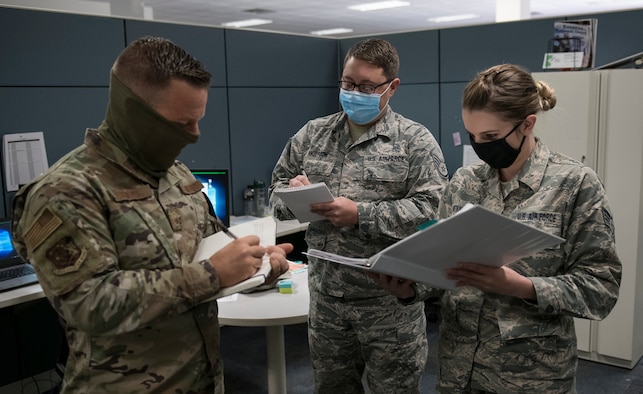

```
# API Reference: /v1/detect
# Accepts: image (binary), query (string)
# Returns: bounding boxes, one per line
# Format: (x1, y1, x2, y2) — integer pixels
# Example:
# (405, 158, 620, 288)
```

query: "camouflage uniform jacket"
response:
(434, 139, 621, 393)
(11, 129, 224, 393)
(270, 107, 448, 298)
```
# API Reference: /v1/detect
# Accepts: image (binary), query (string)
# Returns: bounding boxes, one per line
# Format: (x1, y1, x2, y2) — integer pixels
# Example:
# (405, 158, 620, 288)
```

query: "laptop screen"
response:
(191, 169, 231, 227)
(0, 218, 20, 266)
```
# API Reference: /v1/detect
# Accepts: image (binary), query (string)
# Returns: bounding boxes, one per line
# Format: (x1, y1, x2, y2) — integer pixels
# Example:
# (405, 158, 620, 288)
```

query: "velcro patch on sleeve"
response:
(45, 236, 86, 274)
(23, 207, 63, 252)
(181, 180, 204, 195)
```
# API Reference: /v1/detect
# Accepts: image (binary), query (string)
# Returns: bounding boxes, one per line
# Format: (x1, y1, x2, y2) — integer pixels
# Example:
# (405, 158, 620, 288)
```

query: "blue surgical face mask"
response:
(339, 82, 392, 125)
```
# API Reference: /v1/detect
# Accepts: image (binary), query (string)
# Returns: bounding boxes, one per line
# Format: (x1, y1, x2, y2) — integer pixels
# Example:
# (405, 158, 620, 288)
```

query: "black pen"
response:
(214, 217, 238, 240)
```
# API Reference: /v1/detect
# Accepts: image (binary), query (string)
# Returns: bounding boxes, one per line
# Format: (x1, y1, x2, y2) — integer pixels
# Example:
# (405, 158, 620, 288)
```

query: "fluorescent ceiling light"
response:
(348, 1, 410, 12)
(310, 28, 354, 36)
(428, 13, 480, 23)
(221, 18, 273, 28)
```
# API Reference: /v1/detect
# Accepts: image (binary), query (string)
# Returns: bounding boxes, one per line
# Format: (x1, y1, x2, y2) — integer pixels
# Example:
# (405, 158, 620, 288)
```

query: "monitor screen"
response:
(191, 169, 231, 227)
(0, 218, 19, 261)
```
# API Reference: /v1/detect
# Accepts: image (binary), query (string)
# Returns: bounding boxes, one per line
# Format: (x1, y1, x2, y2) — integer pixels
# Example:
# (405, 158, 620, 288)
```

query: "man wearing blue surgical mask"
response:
(270, 38, 448, 393)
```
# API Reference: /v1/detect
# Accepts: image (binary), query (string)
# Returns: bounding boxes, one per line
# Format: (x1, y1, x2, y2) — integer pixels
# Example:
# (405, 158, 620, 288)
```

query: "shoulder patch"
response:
(111, 185, 154, 202)
(181, 180, 203, 195)
(46, 236, 86, 274)
(432, 152, 449, 179)
(24, 207, 63, 252)
(602, 207, 615, 233)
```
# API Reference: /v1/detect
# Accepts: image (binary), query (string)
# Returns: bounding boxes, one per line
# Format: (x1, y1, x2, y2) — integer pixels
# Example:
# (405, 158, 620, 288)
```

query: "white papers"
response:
(273, 183, 334, 222)
(305, 204, 564, 290)
(195, 216, 276, 299)
(3, 131, 49, 192)
(543, 52, 585, 69)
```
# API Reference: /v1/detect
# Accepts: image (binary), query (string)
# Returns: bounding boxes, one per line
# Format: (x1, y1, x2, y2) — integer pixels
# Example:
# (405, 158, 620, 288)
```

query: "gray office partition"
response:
(391, 83, 441, 143)
(177, 87, 231, 171)
(0, 7, 123, 217)
(439, 82, 469, 177)
(0, 87, 109, 217)
(225, 30, 339, 215)
(439, 18, 555, 83)
(0, 7, 123, 86)
(340, 30, 440, 84)
(0, 87, 108, 163)
(225, 30, 339, 87)
(589, 11, 643, 67)
(227, 87, 339, 216)
(125, 20, 228, 88)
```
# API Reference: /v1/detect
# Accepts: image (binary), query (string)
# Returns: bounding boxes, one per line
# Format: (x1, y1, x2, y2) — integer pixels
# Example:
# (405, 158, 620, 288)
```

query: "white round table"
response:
(217, 269, 309, 394)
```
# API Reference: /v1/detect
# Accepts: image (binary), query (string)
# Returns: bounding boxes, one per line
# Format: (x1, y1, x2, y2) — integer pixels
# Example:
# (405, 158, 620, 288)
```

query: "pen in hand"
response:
(214, 217, 238, 240)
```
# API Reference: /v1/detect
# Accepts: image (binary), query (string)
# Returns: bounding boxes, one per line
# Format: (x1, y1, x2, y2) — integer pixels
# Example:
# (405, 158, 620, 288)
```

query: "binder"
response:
(304, 204, 564, 290)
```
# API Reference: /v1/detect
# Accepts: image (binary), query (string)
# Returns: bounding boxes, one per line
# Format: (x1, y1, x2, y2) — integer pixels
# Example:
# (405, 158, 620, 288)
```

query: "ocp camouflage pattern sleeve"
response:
(13, 149, 219, 334)
(434, 140, 621, 392)
(11, 129, 222, 393)
(270, 108, 448, 298)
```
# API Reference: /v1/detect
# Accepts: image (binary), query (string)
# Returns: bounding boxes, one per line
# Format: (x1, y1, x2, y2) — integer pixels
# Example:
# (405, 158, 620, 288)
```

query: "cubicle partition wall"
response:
(0, 8, 340, 217)
(2, 7, 643, 217)
(224, 30, 339, 208)
(0, 8, 124, 218)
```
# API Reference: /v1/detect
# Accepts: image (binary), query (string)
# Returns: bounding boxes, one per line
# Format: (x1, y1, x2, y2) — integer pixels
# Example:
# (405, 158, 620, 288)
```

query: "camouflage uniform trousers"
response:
(309, 290, 428, 394)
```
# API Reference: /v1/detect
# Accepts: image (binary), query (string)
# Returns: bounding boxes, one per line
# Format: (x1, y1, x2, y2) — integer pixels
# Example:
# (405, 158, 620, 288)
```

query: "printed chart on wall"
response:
(2, 132, 49, 192)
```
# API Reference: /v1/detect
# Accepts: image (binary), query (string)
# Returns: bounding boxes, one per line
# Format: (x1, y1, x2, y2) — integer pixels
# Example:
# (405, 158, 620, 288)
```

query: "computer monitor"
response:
(191, 169, 231, 227)
(0, 218, 18, 261)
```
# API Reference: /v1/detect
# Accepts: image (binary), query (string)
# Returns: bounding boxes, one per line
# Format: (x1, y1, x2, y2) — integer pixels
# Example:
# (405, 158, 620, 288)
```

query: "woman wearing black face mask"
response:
(373, 63, 622, 393)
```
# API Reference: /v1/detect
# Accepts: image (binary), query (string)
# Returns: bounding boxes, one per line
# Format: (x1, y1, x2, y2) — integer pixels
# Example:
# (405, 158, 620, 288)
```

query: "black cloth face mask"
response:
(469, 120, 525, 169)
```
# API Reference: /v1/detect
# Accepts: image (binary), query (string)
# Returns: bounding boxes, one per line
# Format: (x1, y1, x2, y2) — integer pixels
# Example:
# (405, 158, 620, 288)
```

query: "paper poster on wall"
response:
(2, 131, 49, 192)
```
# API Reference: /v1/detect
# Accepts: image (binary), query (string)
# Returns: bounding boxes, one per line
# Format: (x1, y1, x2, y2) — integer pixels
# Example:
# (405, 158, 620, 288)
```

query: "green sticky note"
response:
(416, 219, 438, 231)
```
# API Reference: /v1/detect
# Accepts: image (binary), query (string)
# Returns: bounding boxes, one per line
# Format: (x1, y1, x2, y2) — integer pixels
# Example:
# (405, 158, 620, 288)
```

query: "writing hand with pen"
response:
(209, 218, 293, 288)
(289, 169, 311, 187)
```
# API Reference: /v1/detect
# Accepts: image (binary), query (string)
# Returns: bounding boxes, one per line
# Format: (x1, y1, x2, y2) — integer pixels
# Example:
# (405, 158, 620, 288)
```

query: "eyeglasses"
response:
(338, 79, 392, 94)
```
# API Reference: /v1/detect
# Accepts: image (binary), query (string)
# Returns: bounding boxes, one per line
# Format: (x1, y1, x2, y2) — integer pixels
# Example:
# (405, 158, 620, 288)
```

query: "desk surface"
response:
(0, 282, 45, 309)
(217, 269, 309, 326)
(0, 218, 309, 309)
(231, 216, 309, 238)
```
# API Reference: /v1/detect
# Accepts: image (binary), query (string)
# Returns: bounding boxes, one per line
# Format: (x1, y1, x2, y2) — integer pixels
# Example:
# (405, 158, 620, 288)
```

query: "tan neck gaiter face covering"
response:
(99, 73, 199, 178)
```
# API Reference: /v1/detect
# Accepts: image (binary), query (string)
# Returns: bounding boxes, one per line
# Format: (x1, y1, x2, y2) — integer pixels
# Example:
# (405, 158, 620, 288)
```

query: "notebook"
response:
(273, 183, 334, 222)
(0, 218, 38, 292)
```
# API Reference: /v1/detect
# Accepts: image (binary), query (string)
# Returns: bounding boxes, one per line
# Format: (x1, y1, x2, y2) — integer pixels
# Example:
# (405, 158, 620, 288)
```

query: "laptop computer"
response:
(0, 218, 38, 292)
